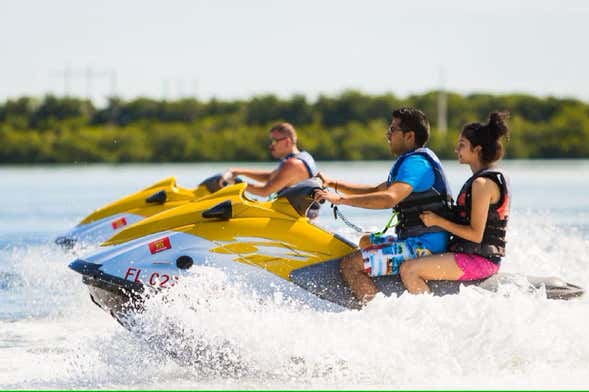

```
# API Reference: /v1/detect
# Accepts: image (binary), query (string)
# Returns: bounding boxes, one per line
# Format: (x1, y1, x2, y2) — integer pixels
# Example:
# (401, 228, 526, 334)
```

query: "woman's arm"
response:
(420, 177, 498, 243)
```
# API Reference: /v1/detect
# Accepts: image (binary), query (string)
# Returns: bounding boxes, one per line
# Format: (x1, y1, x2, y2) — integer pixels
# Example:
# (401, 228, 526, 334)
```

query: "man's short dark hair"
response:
(392, 108, 430, 147)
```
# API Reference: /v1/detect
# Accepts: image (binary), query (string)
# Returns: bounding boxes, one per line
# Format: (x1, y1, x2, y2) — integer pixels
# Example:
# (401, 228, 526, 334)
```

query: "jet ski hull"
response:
(70, 259, 145, 322)
(71, 255, 585, 323)
(290, 258, 584, 309)
(56, 176, 221, 249)
(56, 213, 144, 250)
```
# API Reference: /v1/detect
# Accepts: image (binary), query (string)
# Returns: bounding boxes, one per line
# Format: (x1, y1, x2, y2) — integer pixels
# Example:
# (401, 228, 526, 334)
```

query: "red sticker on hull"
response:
(111, 217, 128, 230)
(149, 237, 172, 254)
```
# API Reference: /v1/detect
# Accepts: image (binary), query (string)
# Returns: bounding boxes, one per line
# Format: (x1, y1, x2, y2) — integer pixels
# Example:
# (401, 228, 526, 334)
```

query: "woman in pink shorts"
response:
(399, 112, 511, 293)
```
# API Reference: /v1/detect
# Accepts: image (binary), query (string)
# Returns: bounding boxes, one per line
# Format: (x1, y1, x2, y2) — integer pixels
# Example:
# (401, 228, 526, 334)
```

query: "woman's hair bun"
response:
(461, 111, 511, 164)
(488, 111, 510, 140)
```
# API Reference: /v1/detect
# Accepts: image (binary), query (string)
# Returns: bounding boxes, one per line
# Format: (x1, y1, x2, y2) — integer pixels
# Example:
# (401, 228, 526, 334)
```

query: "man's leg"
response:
(359, 233, 396, 249)
(399, 253, 463, 294)
(340, 250, 378, 303)
(342, 238, 414, 303)
(358, 234, 372, 249)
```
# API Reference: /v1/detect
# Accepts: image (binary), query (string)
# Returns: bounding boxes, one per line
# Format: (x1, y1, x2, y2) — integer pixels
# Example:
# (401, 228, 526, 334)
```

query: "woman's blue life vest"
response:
(449, 169, 510, 263)
(387, 147, 454, 240)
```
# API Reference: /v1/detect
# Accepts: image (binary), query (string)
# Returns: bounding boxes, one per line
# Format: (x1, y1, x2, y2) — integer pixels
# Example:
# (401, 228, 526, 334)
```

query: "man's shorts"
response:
(361, 233, 432, 277)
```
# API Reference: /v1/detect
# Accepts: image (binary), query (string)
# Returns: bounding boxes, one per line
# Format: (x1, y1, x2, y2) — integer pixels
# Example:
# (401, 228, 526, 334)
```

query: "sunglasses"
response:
(386, 124, 403, 138)
(270, 136, 290, 145)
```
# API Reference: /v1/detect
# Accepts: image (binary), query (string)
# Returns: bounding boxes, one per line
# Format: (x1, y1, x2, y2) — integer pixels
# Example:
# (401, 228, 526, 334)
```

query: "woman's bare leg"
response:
(399, 253, 464, 294)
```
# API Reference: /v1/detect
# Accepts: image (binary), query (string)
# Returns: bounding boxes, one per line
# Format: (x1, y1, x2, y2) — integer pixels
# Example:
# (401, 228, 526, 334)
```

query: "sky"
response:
(1, 0, 588, 105)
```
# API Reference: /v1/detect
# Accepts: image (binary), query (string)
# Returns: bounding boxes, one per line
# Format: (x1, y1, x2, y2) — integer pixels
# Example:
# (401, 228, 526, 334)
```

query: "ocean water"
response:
(1, 161, 588, 389)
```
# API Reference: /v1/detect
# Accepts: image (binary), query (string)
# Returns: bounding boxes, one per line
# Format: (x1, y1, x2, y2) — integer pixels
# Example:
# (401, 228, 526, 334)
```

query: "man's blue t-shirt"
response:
(386, 155, 449, 253)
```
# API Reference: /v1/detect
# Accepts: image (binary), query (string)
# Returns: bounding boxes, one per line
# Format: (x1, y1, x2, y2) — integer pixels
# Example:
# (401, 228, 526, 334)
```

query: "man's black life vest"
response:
(448, 169, 510, 263)
(388, 148, 453, 240)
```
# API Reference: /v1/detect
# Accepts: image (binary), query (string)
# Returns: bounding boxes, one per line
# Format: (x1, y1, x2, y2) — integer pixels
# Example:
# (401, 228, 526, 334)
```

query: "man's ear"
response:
(405, 130, 416, 145)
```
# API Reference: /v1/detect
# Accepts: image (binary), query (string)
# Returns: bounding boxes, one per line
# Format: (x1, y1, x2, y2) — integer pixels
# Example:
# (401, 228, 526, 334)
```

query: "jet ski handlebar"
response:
(276, 178, 324, 216)
(199, 174, 244, 194)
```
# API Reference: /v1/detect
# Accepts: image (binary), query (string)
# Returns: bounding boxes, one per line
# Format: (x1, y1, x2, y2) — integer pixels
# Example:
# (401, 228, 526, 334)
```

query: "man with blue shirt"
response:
(315, 108, 453, 303)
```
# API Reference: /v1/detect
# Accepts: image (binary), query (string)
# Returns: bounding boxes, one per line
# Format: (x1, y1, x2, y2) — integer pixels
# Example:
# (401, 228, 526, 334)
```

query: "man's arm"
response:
(229, 167, 273, 183)
(318, 172, 387, 194)
(245, 159, 309, 197)
(315, 181, 413, 209)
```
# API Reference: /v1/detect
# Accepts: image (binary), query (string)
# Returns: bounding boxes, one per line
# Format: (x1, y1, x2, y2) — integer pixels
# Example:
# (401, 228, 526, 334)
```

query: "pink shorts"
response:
(454, 253, 500, 281)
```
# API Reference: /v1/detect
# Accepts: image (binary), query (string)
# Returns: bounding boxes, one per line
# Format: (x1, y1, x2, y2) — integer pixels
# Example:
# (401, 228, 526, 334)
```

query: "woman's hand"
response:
(419, 211, 442, 227)
(314, 189, 344, 205)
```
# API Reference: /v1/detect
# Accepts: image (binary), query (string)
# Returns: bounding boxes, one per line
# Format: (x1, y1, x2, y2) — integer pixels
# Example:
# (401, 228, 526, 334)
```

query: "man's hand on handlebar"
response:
(219, 170, 236, 187)
(316, 172, 334, 188)
(314, 188, 344, 205)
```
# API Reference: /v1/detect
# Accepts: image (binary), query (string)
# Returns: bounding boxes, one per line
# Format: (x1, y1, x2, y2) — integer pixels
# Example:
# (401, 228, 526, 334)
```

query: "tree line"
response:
(1, 90, 588, 163)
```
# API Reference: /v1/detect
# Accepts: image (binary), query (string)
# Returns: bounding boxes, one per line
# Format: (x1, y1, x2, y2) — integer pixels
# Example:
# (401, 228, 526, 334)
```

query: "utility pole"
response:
(85, 67, 92, 101)
(108, 70, 119, 126)
(50, 65, 73, 96)
(437, 67, 448, 135)
(64, 66, 72, 97)
(192, 78, 198, 99)
(176, 77, 184, 99)
(50, 66, 113, 102)
(81, 67, 111, 102)
(162, 79, 171, 101)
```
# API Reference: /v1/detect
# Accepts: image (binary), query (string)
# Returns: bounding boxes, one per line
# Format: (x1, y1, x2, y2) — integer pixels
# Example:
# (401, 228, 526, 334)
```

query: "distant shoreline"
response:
(2, 91, 588, 162)
(3, 158, 589, 167)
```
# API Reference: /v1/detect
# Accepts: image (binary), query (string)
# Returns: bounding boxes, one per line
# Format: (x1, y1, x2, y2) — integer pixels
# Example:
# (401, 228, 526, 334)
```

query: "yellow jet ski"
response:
(69, 178, 584, 323)
(55, 175, 232, 249)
